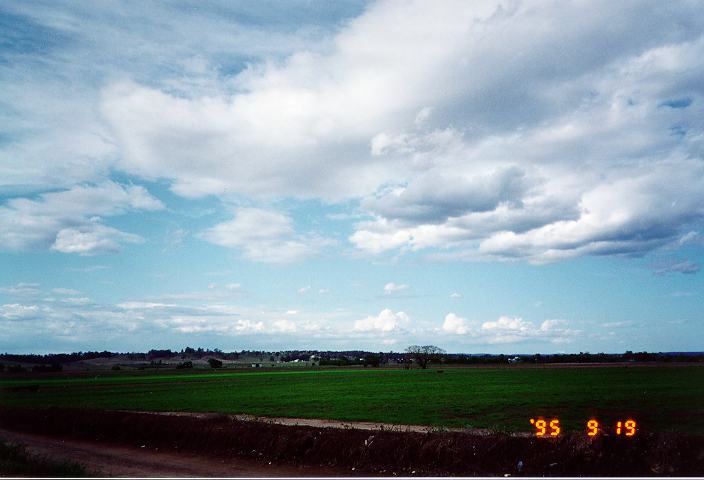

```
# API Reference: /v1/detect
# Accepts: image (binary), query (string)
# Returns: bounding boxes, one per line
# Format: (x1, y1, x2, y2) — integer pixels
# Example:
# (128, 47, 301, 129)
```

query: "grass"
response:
(1, 365, 703, 434)
(0, 438, 90, 477)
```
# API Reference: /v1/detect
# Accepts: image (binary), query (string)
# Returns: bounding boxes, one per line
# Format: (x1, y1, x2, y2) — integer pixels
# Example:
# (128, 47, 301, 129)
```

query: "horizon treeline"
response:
(1, 348, 703, 368)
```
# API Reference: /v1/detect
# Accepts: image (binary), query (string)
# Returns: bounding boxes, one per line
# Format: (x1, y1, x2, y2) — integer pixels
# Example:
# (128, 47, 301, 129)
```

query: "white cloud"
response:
(234, 320, 265, 333)
(3, 1, 703, 266)
(272, 319, 297, 333)
(200, 207, 331, 263)
(449, 292, 462, 298)
(0, 283, 41, 296)
(0, 182, 163, 254)
(297, 286, 311, 294)
(60, 297, 91, 306)
(383, 282, 409, 294)
(475, 315, 580, 344)
(482, 316, 532, 333)
(442, 312, 469, 335)
(651, 260, 700, 276)
(1, 304, 40, 320)
(436, 312, 580, 345)
(51, 288, 82, 295)
(354, 308, 409, 332)
(117, 301, 178, 310)
(51, 222, 143, 255)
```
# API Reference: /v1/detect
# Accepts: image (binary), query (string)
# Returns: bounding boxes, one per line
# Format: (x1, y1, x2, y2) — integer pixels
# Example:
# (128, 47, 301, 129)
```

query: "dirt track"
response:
(0, 428, 342, 477)
(155, 410, 522, 436)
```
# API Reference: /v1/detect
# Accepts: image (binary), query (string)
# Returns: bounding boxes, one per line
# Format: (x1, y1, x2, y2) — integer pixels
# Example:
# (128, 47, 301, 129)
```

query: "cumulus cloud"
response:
(438, 313, 580, 345)
(52, 222, 143, 255)
(0, 182, 163, 254)
(482, 315, 533, 333)
(478, 316, 579, 344)
(3, 1, 704, 265)
(354, 308, 408, 333)
(442, 313, 469, 334)
(272, 319, 297, 333)
(200, 207, 331, 263)
(0, 1, 348, 192)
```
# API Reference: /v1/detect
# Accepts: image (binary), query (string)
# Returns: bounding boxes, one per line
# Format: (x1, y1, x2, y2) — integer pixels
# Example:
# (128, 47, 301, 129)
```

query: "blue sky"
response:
(0, 0, 702, 354)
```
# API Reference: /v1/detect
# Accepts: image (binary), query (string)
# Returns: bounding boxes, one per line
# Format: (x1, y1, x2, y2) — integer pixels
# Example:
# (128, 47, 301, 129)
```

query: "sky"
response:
(0, 0, 702, 355)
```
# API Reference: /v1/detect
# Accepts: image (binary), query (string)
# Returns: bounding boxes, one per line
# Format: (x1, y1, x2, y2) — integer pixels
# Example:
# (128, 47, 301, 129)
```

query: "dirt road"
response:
(0, 428, 343, 477)
(154, 410, 522, 436)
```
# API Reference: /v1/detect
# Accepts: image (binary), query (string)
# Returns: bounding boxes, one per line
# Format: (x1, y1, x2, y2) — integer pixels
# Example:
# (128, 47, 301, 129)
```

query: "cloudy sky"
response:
(1, 0, 702, 354)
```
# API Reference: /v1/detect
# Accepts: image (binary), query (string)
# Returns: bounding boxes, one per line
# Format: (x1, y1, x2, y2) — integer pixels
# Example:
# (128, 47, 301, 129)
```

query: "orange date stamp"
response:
(529, 418, 637, 437)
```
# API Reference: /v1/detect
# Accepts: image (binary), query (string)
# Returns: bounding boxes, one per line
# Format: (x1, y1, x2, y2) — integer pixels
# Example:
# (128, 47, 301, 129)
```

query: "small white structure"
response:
(508, 356, 521, 364)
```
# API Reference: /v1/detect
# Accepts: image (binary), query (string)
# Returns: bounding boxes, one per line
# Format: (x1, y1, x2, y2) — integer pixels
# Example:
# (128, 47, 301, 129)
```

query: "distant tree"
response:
(207, 358, 223, 369)
(364, 354, 381, 367)
(405, 345, 446, 369)
(176, 360, 193, 369)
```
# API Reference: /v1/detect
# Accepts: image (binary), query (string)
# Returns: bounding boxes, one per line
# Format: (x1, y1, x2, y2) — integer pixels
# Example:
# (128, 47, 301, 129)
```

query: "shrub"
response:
(176, 361, 193, 369)
(207, 358, 223, 369)
(32, 363, 62, 373)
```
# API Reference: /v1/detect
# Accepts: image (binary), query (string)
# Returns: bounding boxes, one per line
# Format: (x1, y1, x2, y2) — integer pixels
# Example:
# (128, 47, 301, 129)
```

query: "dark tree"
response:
(207, 358, 223, 369)
(405, 345, 446, 369)
(364, 354, 381, 367)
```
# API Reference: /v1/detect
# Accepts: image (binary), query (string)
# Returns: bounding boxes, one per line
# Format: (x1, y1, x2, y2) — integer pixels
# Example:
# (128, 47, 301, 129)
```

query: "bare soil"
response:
(1, 407, 703, 476)
(154, 410, 512, 436)
(0, 429, 340, 477)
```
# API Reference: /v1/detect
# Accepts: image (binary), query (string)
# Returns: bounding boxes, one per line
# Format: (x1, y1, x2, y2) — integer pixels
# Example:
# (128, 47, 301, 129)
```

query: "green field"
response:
(1, 365, 703, 434)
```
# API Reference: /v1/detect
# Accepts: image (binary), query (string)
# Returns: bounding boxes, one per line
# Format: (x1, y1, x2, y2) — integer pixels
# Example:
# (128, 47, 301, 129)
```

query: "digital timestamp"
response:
(529, 418, 637, 437)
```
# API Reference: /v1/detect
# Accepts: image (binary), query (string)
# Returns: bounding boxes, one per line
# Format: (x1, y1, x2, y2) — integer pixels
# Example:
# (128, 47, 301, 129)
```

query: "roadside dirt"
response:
(153, 410, 523, 436)
(1, 407, 703, 476)
(0, 428, 343, 477)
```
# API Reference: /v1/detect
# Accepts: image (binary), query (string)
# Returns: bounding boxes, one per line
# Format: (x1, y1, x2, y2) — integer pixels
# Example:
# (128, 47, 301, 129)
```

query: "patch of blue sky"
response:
(660, 97, 693, 109)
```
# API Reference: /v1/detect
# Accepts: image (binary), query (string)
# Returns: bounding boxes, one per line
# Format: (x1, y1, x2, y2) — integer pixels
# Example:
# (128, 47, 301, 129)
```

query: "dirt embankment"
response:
(1, 407, 703, 476)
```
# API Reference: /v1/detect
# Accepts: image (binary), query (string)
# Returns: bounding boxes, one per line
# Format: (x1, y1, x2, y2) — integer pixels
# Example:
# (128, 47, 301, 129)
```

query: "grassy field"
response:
(1, 365, 703, 434)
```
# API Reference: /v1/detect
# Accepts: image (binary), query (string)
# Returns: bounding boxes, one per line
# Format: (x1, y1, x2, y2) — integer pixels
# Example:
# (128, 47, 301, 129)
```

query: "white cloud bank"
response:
(442, 313, 580, 345)
(94, 1, 704, 263)
(2, 1, 703, 266)
(0, 182, 163, 255)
